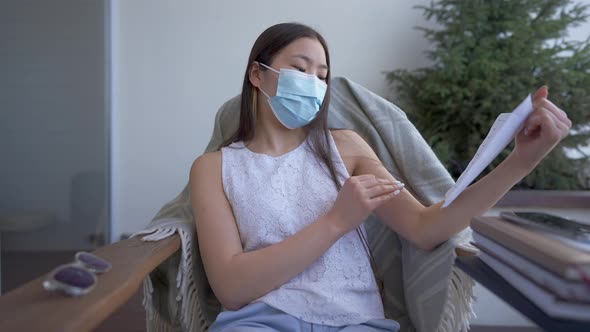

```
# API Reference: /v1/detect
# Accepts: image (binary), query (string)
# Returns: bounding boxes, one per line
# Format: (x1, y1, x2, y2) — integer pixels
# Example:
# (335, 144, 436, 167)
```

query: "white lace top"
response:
(221, 132, 384, 326)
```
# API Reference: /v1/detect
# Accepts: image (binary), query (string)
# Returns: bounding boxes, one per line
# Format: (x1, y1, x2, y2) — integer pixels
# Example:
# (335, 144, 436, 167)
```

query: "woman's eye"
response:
(292, 65, 326, 80)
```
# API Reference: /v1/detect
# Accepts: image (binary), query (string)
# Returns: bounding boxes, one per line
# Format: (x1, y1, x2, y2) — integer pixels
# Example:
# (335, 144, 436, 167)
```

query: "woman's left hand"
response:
(512, 86, 572, 171)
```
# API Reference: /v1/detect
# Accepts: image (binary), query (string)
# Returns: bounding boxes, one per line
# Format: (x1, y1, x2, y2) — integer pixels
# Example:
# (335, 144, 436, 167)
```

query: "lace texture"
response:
(221, 133, 384, 326)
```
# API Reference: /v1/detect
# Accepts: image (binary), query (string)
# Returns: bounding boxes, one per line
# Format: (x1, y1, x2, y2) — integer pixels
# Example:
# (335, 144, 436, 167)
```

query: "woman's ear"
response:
(249, 62, 262, 88)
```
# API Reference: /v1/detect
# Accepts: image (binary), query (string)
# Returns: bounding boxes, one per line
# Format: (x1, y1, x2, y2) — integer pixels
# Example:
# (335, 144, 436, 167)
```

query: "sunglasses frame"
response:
(42, 251, 112, 297)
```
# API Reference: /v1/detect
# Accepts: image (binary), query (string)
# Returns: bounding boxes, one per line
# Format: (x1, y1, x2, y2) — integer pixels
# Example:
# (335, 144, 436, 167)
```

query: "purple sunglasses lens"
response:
(54, 266, 95, 288)
(77, 252, 111, 272)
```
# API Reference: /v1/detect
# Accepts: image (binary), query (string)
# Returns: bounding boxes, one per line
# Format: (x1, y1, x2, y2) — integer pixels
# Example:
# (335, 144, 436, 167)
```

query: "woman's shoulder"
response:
(330, 129, 377, 175)
(330, 128, 357, 140)
(330, 129, 372, 156)
(330, 128, 366, 142)
(190, 151, 222, 179)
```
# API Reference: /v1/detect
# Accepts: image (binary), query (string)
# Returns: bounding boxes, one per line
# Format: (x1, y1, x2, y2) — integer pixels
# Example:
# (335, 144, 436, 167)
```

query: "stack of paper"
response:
(471, 216, 590, 321)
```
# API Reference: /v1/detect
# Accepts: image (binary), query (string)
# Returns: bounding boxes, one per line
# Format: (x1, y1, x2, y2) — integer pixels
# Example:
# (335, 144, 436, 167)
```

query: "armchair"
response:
(133, 77, 476, 332)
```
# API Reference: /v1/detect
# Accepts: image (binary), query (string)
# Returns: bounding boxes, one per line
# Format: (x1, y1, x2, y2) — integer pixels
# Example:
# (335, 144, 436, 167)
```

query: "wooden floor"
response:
(1, 251, 542, 331)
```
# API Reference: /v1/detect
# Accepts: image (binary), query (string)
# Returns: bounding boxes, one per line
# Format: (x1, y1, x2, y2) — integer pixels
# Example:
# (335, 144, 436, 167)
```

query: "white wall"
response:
(112, 0, 434, 237)
(112, 0, 590, 327)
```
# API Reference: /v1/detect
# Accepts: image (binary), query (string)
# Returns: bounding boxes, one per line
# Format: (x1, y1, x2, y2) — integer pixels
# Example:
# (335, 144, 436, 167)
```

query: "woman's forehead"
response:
(276, 38, 327, 67)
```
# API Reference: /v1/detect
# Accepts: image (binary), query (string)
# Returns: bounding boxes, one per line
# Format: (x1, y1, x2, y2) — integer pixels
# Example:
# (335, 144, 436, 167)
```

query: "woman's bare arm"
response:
(333, 88, 571, 251)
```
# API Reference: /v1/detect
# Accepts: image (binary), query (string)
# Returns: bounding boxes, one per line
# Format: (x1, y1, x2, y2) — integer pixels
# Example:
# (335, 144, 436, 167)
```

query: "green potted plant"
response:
(387, 0, 590, 190)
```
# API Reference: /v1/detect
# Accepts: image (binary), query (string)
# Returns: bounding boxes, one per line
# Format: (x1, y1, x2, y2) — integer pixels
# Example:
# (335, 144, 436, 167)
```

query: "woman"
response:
(190, 23, 571, 331)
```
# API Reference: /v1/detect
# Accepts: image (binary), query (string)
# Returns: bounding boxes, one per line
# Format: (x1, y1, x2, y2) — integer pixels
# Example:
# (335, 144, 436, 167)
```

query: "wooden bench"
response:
(0, 236, 180, 332)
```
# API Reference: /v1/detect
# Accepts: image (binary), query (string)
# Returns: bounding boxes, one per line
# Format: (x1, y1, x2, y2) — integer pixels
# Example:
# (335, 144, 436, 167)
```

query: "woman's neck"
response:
(247, 103, 307, 156)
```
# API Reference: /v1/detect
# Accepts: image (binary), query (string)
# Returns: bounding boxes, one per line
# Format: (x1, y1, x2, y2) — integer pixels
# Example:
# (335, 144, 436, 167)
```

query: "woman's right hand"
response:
(328, 174, 404, 235)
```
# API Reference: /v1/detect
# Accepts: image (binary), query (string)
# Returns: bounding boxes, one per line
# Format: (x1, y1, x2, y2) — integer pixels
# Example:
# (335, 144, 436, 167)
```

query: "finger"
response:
(345, 175, 373, 188)
(534, 98, 566, 122)
(358, 175, 395, 187)
(365, 177, 402, 189)
(523, 112, 546, 137)
(365, 182, 404, 198)
(524, 111, 562, 140)
(542, 108, 569, 138)
(526, 100, 572, 137)
(365, 184, 395, 199)
(541, 99, 572, 127)
(367, 190, 400, 210)
(532, 86, 548, 103)
(355, 174, 377, 184)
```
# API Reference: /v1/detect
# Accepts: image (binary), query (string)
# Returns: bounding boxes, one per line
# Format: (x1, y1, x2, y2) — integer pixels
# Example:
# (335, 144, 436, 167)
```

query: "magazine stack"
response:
(471, 213, 590, 321)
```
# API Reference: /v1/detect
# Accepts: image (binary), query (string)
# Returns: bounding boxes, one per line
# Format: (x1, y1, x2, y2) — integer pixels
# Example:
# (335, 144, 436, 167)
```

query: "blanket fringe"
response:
(438, 267, 476, 332)
(134, 224, 210, 332)
(145, 300, 173, 332)
(139, 226, 177, 242)
(140, 269, 172, 332)
(142, 276, 155, 321)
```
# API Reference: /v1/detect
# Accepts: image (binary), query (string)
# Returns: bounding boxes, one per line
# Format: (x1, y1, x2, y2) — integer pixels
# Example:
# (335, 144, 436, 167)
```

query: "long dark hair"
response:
(220, 22, 343, 191)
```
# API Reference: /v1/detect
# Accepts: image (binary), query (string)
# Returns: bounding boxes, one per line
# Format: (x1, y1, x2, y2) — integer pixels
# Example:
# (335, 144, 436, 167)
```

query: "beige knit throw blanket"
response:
(133, 77, 476, 332)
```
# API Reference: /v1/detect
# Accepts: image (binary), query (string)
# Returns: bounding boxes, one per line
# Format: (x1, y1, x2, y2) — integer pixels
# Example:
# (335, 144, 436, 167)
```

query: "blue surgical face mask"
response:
(257, 62, 327, 129)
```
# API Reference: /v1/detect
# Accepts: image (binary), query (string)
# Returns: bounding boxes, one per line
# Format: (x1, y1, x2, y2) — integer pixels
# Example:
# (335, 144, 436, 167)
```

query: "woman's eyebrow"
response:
(291, 54, 329, 70)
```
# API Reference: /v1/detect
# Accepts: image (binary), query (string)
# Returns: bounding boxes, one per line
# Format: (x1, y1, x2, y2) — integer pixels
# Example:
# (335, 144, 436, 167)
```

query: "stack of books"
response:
(471, 214, 590, 321)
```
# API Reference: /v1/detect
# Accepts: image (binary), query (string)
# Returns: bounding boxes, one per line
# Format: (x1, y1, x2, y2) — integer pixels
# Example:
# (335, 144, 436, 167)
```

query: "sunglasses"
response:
(42, 252, 112, 296)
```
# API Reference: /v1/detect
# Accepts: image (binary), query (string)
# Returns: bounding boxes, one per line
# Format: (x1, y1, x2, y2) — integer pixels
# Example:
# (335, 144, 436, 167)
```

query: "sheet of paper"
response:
(442, 95, 533, 208)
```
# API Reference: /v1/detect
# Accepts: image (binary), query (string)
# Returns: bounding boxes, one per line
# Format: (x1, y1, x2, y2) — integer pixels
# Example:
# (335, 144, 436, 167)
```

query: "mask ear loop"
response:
(251, 85, 258, 123)
(257, 61, 280, 74)
(255, 61, 276, 100)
